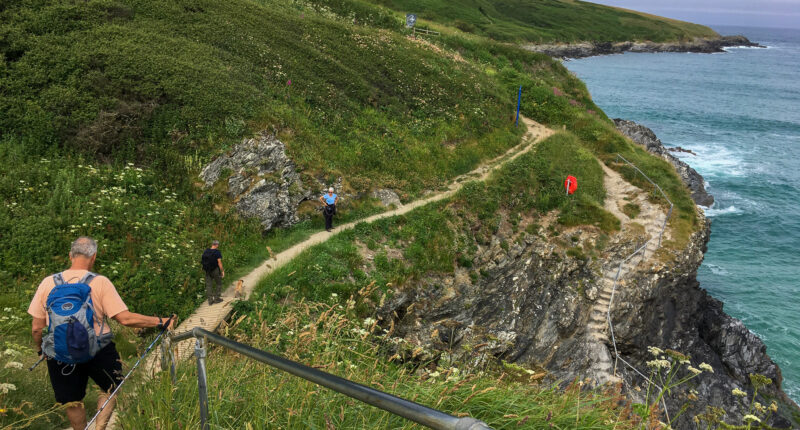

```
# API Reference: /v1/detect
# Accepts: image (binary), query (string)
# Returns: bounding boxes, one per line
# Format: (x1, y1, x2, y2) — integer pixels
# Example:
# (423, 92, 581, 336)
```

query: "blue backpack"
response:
(41, 272, 112, 364)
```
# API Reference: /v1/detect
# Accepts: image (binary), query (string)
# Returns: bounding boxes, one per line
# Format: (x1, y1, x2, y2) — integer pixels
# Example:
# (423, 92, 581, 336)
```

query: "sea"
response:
(564, 25, 800, 402)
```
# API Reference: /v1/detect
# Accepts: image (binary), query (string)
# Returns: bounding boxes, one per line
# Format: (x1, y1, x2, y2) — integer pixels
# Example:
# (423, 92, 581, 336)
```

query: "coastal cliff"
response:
(375, 184, 798, 428)
(614, 119, 715, 207)
(523, 35, 762, 59)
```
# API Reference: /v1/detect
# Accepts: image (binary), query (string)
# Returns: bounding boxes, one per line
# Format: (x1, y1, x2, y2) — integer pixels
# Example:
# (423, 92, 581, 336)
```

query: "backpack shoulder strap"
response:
(79, 272, 97, 285)
(52, 272, 65, 286)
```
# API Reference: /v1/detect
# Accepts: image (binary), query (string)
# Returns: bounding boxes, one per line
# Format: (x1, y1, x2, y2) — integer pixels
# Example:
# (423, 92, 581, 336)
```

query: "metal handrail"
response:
(604, 154, 675, 422)
(166, 327, 492, 430)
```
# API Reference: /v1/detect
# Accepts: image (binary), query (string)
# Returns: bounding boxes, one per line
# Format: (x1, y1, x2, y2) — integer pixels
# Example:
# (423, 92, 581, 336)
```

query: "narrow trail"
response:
(91, 118, 675, 428)
(140, 117, 553, 378)
(584, 163, 668, 384)
(95, 121, 551, 430)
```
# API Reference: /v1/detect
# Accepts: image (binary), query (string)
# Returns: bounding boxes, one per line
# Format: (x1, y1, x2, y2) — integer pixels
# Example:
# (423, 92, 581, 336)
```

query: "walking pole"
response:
(28, 355, 45, 371)
(85, 316, 174, 430)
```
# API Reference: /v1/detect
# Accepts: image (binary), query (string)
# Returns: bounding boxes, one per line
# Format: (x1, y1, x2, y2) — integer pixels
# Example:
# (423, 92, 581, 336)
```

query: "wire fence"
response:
(605, 154, 674, 422)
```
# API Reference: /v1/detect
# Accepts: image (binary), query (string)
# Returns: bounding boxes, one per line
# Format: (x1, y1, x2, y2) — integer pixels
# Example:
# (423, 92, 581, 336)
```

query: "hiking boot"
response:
(213, 297, 224, 304)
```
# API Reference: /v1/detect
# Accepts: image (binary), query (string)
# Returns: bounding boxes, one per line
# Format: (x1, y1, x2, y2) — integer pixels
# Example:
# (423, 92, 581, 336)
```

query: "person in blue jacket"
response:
(319, 187, 339, 232)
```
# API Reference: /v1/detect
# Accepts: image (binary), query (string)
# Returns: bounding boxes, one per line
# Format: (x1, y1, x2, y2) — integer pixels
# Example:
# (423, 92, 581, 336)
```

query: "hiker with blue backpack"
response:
(27, 236, 175, 430)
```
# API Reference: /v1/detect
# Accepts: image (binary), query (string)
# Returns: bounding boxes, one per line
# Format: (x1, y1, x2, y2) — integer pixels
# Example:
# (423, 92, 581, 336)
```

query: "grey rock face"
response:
(614, 119, 714, 207)
(523, 35, 762, 59)
(376, 214, 798, 427)
(371, 189, 401, 208)
(200, 133, 311, 231)
(611, 217, 798, 428)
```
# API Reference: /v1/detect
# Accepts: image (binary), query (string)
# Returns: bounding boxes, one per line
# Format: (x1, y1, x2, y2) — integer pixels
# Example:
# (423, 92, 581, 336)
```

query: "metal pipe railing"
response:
(168, 327, 492, 430)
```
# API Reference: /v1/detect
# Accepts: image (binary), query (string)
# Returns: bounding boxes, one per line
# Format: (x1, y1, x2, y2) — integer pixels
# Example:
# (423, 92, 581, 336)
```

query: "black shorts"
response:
(46, 342, 123, 404)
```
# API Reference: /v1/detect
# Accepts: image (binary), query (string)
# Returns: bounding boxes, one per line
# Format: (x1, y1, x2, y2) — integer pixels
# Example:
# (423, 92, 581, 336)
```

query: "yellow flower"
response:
(732, 388, 747, 397)
(699, 363, 714, 373)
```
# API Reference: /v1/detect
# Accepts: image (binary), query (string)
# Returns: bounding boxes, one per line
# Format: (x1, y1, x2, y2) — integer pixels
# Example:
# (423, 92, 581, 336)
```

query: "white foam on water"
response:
(703, 205, 742, 217)
(704, 263, 730, 275)
(722, 46, 772, 51)
(677, 145, 747, 178)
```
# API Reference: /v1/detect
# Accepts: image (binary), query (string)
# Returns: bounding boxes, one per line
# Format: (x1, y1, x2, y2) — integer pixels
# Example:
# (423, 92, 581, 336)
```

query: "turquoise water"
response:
(565, 26, 800, 402)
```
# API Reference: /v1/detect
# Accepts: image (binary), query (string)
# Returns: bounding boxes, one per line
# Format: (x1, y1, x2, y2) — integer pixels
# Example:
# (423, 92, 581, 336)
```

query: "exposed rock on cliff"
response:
(371, 189, 401, 208)
(614, 119, 714, 207)
(523, 35, 762, 59)
(200, 132, 312, 231)
(376, 206, 798, 428)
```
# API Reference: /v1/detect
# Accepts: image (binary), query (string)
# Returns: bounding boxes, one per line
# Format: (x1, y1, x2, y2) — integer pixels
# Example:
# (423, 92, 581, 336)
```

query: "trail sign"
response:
(406, 14, 417, 28)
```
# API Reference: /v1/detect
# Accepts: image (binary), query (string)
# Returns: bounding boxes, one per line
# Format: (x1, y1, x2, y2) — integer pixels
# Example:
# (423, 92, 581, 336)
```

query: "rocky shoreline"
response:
(614, 118, 715, 207)
(523, 35, 763, 59)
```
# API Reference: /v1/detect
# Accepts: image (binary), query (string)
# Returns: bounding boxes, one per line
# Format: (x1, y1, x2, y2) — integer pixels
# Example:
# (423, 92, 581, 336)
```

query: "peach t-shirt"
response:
(27, 269, 128, 335)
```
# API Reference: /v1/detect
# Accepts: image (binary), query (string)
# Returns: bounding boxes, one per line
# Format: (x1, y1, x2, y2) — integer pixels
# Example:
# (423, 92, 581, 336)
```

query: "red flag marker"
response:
(564, 175, 577, 195)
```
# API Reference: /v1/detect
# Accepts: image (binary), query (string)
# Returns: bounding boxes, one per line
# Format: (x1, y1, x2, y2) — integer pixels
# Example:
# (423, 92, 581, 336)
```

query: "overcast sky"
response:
(593, 0, 800, 29)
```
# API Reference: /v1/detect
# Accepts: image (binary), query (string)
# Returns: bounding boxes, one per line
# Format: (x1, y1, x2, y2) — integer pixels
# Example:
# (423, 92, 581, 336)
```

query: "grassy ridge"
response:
(240, 133, 616, 310)
(0, 0, 703, 426)
(0, 0, 521, 193)
(362, 0, 717, 43)
(116, 133, 632, 428)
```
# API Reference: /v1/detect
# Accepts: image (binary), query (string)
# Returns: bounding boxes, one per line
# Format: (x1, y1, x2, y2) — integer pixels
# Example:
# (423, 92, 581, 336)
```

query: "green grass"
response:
(321, 0, 717, 43)
(0, 0, 707, 427)
(245, 133, 617, 312)
(116, 293, 637, 429)
(0, 0, 522, 196)
(622, 202, 641, 219)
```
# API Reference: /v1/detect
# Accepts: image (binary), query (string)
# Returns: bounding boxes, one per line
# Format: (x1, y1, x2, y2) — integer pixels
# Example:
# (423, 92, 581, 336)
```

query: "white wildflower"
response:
(4, 362, 23, 370)
(646, 359, 671, 369)
(2, 349, 18, 357)
(647, 346, 664, 356)
(687, 366, 702, 375)
(742, 414, 761, 423)
(699, 363, 714, 373)
(362, 317, 376, 327)
(0, 383, 17, 394)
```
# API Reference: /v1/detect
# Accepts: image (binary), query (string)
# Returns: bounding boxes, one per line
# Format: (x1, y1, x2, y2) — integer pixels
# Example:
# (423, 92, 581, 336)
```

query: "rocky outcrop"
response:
(523, 35, 763, 59)
(376, 209, 799, 427)
(611, 216, 798, 428)
(371, 189, 401, 208)
(200, 132, 312, 231)
(614, 119, 714, 207)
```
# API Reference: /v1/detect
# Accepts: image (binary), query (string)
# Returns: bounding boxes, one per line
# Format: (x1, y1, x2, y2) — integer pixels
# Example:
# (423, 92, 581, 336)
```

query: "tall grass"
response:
(118, 291, 637, 429)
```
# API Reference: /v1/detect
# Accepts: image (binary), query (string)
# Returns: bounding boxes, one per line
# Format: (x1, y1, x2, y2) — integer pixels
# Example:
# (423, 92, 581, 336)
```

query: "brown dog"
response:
(234, 279, 245, 298)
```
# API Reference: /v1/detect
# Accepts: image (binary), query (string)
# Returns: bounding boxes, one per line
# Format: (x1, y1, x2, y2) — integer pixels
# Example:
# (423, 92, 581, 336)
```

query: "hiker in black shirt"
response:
(201, 240, 224, 305)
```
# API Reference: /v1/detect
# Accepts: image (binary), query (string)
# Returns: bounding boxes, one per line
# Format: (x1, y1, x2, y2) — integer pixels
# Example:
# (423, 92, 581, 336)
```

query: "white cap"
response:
(328, 187, 334, 192)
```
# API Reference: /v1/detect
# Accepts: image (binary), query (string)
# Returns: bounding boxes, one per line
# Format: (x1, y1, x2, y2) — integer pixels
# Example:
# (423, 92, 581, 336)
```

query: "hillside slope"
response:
(2, 0, 771, 428)
(368, 0, 718, 42)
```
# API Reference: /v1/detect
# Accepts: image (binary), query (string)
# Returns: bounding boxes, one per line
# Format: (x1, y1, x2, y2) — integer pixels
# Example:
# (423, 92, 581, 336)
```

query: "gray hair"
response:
(70, 236, 98, 258)
(211, 240, 220, 246)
